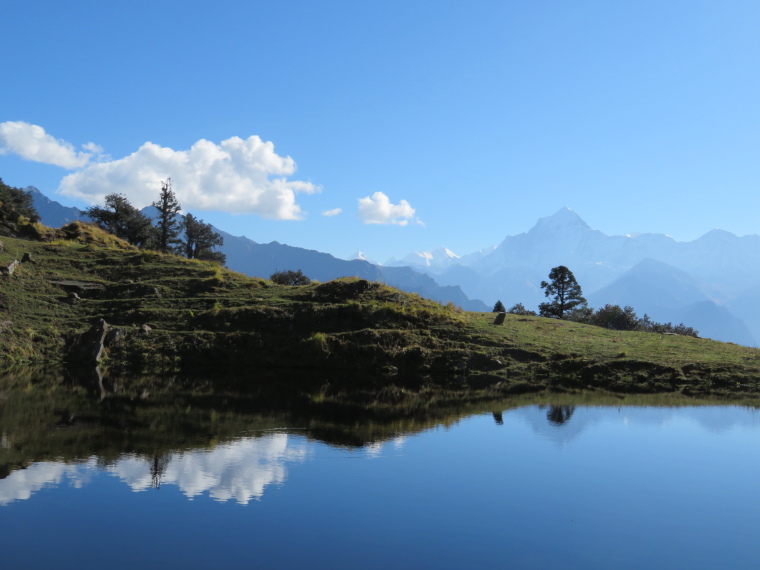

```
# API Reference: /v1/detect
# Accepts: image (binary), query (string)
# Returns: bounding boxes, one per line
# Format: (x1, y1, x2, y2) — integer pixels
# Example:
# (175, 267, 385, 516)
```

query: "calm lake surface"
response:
(2, 381, 760, 569)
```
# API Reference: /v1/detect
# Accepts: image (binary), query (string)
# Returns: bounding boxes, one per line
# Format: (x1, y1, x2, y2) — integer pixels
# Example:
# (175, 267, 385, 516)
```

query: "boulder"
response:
(1, 260, 19, 276)
(72, 318, 110, 364)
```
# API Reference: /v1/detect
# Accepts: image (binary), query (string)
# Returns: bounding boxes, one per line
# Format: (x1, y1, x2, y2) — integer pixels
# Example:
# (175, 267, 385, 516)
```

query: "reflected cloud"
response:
(0, 459, 96, 505)
(0, 433, 310, 506)
(108, 433, 309, 504)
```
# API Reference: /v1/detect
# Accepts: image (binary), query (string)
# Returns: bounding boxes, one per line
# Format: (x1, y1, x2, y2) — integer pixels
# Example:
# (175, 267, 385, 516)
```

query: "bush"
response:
(270, 269, 311, 286)
(507, 303, 537, 316)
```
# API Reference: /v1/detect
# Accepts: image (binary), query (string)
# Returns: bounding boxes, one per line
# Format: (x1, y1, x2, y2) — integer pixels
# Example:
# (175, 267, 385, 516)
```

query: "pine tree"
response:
(493, 300, 506, 312)
(152, 178, 182, 253)
(538, 265, 587, 319)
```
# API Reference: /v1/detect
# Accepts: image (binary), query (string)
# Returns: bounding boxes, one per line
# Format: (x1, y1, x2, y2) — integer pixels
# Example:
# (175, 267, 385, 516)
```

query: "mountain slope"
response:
(28, 189, 487, 311)
(28, 186, 85, 227)
(588, 259, 755, 345)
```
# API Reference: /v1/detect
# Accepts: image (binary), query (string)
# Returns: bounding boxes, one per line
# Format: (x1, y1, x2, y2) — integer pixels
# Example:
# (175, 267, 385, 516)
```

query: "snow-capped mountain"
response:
(26, 186, 760, 345)
(348, 251, 378, 264)
(384, 207, 760, 345)
(385, 247, 460, 269)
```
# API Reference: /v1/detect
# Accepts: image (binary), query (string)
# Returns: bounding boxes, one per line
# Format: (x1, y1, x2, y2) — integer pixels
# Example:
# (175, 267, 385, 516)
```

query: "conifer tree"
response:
(538, 265, 587, 319)
(493, 300, 506, 312)
(152, 178, 182, 253)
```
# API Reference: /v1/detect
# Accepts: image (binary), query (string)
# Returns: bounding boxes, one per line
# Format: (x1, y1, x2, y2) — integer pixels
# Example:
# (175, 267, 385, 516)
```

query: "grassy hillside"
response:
(2, 214, 760, 398)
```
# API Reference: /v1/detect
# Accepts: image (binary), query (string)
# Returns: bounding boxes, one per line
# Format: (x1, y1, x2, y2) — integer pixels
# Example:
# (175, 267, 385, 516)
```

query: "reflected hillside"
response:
(3, 370, 760, 504)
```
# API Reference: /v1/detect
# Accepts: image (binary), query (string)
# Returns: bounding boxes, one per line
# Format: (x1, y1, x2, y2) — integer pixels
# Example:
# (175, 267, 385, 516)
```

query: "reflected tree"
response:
(546, 405, 576, 425)
(492, 411, 503, 425)
(150, 453, 171, 489)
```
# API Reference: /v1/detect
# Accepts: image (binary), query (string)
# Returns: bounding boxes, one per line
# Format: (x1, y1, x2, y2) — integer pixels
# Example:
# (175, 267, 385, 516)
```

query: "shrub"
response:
(270, 269, 311, 286)
(507, 303, 537, 316)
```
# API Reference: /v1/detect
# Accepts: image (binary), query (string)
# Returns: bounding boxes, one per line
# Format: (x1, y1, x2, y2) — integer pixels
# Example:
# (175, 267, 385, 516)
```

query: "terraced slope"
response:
(1, 217, 760, 398)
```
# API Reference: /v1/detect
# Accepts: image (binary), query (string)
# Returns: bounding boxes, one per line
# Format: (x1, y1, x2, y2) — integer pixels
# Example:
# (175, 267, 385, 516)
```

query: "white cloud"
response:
(58, 135, 319, 220)
(357, 191, 416, 226)
(0, 121, 95, 168)
(322, 208, 342, 217)
(108, 433, 309, 504)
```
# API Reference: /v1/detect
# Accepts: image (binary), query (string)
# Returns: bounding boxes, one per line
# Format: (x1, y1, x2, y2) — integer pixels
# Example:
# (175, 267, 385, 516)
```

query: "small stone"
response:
(140, 324, 152, 334)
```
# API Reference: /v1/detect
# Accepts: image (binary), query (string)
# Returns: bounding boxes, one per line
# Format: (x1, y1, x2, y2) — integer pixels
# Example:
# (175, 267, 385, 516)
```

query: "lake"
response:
(1, 376, 760, 569)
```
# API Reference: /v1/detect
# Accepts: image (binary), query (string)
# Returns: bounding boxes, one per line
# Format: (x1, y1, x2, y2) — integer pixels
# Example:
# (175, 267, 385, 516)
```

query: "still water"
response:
(2, 387, 760, 569)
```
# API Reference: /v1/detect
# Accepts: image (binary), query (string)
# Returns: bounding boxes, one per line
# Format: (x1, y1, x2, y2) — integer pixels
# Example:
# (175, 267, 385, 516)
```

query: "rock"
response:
(1, 260, 20, 276)
(140, 324, 152, 334)
(493, 312, 506, 325)
(65, 292, 81, 304)
(72, 318, 110, 364)
(20, 252, 32, 263)
(104, 327, 125, 346)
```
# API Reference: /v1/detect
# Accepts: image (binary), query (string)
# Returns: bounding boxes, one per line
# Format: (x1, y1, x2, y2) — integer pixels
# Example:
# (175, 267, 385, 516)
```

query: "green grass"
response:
(2, 217, 760, 398)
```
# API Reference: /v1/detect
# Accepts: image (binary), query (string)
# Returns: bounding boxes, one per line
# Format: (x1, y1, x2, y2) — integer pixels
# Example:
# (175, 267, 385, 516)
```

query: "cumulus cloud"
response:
(0, 121, 96, 168)
(322, 208, 342, 217)
(58, 135, 319, 220)
(357, 191, 416, 226)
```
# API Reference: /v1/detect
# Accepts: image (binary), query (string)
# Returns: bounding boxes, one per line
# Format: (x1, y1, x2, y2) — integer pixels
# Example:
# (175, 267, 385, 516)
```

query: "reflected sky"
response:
(1, 432, 311, 506)
(3, 405, 760, 569)
(508, 404, 760, 447)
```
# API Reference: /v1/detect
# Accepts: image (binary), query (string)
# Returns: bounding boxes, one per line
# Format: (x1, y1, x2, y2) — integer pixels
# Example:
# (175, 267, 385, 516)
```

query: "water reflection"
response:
(109, 433, 310, 503)
(545, 405, 576, 425)
(0, 459, 94, 506)
(0, 432, 310, 505)
(511, 404, 760, 447)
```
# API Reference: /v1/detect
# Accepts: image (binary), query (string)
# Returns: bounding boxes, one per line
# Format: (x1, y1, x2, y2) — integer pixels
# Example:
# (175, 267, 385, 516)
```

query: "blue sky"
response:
(2, 1, 760, 262)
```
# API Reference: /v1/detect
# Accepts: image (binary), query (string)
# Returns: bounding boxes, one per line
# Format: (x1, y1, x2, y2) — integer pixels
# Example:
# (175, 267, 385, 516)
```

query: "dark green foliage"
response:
(492, 300, 506, 313)
(83, 193, 155, 248)
(152, 178, 182, 253)
(507, 303, 537, 316)
(180, 213, 226, 265)
(539, 265, 587, 319)
(568, 303, 699, 337)
(0, 178, 39, 222)
(270, 269, 311, 286)
(589, 304, 639, 330)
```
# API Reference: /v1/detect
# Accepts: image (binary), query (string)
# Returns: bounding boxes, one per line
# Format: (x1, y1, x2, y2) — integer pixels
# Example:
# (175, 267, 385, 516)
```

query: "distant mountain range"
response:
(393, 207, 760, 346)
(27, 187, 488, 312)
(28, 188, 760, 345)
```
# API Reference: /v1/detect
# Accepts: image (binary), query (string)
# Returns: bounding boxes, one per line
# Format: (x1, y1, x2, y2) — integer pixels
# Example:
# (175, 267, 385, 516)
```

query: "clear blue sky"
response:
(2, 0, 760, 262)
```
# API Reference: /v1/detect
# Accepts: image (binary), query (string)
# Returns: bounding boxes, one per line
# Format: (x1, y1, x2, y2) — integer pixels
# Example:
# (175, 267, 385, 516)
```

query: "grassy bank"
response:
(2, 217, 760, 398)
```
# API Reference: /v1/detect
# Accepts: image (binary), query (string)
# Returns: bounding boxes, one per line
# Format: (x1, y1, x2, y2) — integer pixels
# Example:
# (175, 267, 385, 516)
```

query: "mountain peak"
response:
(529, 207, 591, 235)
(697, 228, 737, 242)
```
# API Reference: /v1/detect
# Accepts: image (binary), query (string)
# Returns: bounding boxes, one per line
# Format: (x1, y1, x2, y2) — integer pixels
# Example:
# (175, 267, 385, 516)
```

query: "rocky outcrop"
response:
(72, 319, 110, 364)
(1, 260, 20, 276)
